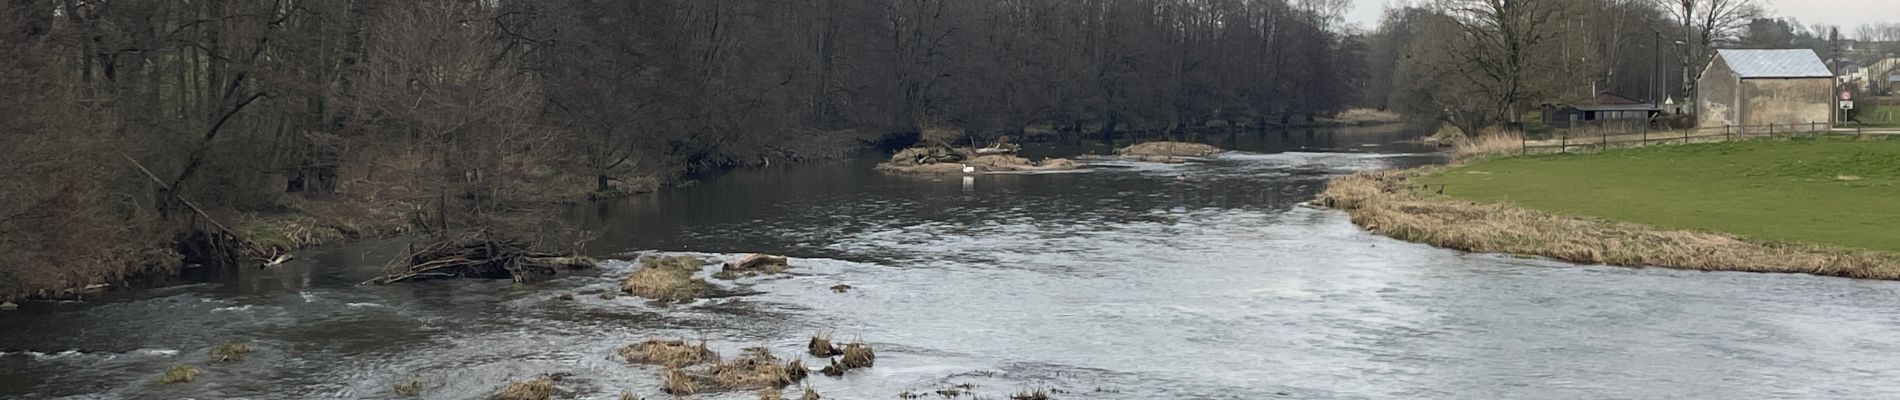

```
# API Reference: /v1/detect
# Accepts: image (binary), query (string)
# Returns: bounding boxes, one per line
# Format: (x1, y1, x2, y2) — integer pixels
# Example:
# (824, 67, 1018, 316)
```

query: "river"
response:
(6, 125, 1900, 400)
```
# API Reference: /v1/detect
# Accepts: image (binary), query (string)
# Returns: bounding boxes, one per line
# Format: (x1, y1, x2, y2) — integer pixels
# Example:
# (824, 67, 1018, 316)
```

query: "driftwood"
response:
(371, 238, 596, 284)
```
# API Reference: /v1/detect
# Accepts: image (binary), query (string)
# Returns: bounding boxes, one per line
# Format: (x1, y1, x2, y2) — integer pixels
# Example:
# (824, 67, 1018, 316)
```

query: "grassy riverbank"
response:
(1320, 137, 1900, 278)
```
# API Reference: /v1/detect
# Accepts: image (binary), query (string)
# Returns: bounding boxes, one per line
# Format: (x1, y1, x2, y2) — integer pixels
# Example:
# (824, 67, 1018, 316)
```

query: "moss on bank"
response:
(1317, 169, 1900, 279)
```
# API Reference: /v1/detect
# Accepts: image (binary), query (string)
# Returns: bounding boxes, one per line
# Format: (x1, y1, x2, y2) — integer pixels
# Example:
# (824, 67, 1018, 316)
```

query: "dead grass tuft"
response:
(662, 367, 699, 395)
(618, 390, 640, 400)
(209, 341, 251, 363)
(708, 347, 797, 390)
(393, 377, 423, 397)
(1116, 141, 1224, 158)
(1452, 128, 1526, 161)
(160, 364, 200, 384)
(759, 389, 787, 400)
(641, 255, 707, 272)
(839, 342, 875, 369)
(621, 340, 719, 367)
(800, 386, 822, 400)
(622, 265, 708, 302)
(1010, 388, 1050, 400)
(1837, 175, 1864, 182)
(785, 359, 810, 382)
(807, 332, 842, 357)
(1318, 170, 1900, 278)
(499, 376, 554, 400)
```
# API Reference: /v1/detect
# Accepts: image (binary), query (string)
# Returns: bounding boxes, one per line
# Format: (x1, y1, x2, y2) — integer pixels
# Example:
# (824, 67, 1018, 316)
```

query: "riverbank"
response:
(1319, 137, 1900, 279)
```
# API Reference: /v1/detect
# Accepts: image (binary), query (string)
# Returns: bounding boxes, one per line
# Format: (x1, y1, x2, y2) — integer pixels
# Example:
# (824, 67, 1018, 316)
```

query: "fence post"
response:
(1683, 127, 1690, 144)
(1600, 128, 1607, 151)
(1521, 133, 1527, 155)
(1561, 131, 1567, 153)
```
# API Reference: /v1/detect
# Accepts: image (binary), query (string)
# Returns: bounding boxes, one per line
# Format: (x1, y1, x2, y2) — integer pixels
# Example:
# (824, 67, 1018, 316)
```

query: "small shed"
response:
(1541, 92, 1661, 128)
(1696, 49, 1835, 130)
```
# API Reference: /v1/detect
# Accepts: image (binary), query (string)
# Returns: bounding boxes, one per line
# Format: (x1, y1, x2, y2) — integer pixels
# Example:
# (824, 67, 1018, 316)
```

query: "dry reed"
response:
(800, 386, 822, 400)
(209, 341, 251, 363)
(708, 347, 797, 390)
(807, 332, 842, 357)
(1317, 170, 1900, 278)
(662, 367, 699, 395)
(621, 340, 719, 367)
(1010, 388, 1050, 400)
(499, 376, 554, 400)
(839, 342, 875, 369)
(621, 266, 708, 302)
(160, 364, 200, 384)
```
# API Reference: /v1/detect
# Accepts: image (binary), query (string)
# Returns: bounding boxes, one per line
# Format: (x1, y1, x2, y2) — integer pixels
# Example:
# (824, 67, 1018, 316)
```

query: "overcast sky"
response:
(1345, 0, 1900, 36)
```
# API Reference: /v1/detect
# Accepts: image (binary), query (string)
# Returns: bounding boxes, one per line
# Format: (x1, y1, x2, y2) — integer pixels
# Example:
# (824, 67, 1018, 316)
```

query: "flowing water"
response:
(7, 125, 1900, 400)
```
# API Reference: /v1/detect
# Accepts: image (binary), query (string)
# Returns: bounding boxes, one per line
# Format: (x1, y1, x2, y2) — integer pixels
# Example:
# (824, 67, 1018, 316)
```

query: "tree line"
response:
(0, 0, 1365, 298)
(1359, 0, 1863, 136)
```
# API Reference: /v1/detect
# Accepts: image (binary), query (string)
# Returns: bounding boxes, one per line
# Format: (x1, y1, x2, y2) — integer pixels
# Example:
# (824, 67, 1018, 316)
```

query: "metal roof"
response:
(1572, 103, 1661, 112)
(1717, 49, 1833, 79)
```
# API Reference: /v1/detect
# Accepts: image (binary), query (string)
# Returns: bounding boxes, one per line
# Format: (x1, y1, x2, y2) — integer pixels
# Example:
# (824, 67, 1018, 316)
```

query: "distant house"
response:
(1696, 49, 1835, 130)
(1865, 58, 1900, 94)
(1541, 92, 1661, 128)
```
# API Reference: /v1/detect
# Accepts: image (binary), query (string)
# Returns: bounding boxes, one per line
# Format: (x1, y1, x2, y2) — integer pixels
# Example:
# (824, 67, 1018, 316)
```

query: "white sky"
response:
(1345, 0, 1900, 36)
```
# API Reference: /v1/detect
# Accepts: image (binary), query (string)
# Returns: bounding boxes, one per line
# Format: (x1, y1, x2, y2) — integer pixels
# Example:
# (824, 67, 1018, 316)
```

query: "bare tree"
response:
(1656, 0, 1761, 98)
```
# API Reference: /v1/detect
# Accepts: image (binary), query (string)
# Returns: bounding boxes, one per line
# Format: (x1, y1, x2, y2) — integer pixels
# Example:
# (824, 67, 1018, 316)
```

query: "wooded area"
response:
(0, 0, 1366, 298)
(0, 0, 1873, 298)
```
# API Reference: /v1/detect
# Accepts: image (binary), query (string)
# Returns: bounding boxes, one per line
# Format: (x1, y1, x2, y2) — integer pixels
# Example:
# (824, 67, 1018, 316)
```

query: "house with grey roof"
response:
(1696, 49, 1835, 131)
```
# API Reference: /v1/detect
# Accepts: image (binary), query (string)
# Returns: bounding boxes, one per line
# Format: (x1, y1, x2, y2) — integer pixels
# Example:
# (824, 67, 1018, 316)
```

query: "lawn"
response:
(1426, 137, 1900, 253)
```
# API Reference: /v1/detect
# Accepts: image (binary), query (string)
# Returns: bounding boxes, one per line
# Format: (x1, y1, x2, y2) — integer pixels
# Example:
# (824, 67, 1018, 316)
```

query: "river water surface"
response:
(6, 126, 1900, 400)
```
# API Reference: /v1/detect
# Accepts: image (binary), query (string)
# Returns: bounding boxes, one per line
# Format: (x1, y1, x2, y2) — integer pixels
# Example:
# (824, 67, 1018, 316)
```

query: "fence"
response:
(1521, 122, 1882, 155)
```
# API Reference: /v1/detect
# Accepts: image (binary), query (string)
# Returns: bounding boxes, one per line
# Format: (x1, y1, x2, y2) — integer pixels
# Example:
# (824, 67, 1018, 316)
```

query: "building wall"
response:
(1740, 78, 1834, 129)
(1698, 57, 1740, 127)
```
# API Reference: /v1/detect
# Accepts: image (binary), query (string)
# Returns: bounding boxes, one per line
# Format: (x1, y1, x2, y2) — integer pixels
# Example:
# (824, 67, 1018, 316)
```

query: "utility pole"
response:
(1653, 30, 1662, 104)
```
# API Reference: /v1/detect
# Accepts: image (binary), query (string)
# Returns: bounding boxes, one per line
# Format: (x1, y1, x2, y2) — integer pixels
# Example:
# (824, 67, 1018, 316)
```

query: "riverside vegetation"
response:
(1, 0, 1367, 300)
(1320, 136, 1900, 279)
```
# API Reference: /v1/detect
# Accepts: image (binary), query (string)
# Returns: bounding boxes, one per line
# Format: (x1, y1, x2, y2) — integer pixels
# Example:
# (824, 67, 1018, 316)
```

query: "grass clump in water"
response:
(159, 364, 200, 384)
(662, 367, 699, 395)
(621, 339, 718, 367)
(621, 265, 708, 302)
(807, 332, 842, 357)
(1010, 388, 1050, 400)
(759, 388, 787, 400)
(800, 386, 822, 400)
(707, 347, 801, 391)
(499, 376, 554, 400)
(839, 342, 875, 369)
(393, 377, 423, 397)
(209, 341, 251, 363)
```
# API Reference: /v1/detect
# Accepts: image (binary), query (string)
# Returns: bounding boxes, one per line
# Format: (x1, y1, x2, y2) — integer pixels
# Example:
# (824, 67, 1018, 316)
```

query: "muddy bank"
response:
(1316, 169, 1900, 279)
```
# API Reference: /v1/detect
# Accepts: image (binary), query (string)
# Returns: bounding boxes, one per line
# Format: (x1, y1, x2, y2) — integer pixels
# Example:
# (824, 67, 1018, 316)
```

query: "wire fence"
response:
(1521, 122, 1889, 155)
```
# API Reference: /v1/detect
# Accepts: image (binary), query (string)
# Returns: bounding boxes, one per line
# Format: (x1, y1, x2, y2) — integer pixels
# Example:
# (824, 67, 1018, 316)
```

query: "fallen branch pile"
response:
(372, 238, 596, 284)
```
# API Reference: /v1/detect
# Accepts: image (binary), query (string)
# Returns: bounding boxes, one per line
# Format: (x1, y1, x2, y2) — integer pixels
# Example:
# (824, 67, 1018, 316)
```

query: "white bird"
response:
(961, 164, 976, 174)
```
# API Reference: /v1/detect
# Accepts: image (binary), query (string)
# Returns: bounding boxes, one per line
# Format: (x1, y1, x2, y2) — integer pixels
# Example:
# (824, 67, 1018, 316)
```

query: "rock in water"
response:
(0, 301, 16, 311)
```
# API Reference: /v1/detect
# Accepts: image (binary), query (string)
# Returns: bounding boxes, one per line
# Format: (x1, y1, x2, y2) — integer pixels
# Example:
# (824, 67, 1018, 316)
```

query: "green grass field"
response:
(1427, 137, 1900, 253)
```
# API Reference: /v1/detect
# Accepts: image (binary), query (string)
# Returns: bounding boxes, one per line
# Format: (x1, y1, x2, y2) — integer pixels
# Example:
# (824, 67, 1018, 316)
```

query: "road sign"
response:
(1842, 100, 1855, 110)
